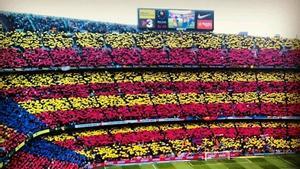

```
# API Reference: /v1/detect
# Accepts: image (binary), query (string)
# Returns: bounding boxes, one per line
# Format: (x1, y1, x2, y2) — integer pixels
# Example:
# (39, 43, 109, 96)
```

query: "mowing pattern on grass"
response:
(103, 154, 300, 169)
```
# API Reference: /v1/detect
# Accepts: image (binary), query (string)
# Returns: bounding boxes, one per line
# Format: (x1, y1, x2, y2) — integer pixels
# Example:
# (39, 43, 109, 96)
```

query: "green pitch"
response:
(101, 154, 300, 169)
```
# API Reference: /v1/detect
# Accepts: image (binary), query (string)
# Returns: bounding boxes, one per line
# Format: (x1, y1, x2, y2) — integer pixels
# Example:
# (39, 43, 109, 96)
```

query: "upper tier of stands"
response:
(1, 12, 299, 70)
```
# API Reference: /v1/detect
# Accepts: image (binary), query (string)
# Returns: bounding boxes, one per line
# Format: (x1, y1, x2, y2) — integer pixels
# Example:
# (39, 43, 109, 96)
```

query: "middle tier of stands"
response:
(1, 70, 299, 125)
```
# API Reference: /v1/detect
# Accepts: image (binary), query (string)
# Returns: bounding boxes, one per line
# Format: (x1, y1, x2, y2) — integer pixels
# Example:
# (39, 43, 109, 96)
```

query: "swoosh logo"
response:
(198, 13, 211, 19)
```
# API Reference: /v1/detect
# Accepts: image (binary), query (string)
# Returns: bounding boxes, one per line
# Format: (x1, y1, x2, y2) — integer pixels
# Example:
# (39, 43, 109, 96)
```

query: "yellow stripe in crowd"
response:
(18, 92, 300, 115)
(1, 72, 299, 90)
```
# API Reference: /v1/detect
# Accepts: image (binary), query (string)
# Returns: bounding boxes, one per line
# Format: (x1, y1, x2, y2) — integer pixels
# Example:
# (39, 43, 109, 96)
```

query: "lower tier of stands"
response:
(0, 125, 26, 157)
(5, 121, 300, 169)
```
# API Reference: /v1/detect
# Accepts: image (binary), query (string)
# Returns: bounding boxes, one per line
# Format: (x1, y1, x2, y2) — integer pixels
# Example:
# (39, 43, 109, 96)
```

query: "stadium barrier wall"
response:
(0, 64, 299, 73)
(86, 150, 298, 168)
(86, 151, 241, 168)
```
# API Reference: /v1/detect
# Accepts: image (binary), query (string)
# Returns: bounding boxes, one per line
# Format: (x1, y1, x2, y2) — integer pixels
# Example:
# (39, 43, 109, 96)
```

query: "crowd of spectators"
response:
(1, 70, 299, 128)
(1, 11, 300, 169)
(6, 137, 88, 169)
(3, 120, 300, 169)
(0, 96, 48, 159)
(0, 12, 137, 33)
(39, 121, 300, 162)
(4, 121, 300, 168)
(6, 151, 80, 169)
(1, 69, 298, 162)
(1, 30, 300, 69)
(0, 125, 26, 157)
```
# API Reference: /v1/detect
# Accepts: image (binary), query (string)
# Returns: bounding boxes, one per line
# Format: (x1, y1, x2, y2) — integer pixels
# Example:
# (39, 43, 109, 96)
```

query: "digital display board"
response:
(168, 10, 195, 29)
(138, 8, 214, 31)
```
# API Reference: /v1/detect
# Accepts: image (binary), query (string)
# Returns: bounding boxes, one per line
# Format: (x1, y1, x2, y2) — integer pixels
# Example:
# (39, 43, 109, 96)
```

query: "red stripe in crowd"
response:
(2, 81, 298, 102)
(0, 130, 26, 153)
(6, 151, 79, 169)
(1, 48, 299, 68)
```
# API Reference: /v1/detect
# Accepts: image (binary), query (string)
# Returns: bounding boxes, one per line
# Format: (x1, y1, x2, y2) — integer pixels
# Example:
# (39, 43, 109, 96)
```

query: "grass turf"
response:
(101, 154, 300, 169)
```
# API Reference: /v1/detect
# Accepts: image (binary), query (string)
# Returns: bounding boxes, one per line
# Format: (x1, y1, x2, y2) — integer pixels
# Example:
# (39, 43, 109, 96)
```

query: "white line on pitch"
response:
(152, 163, 158, 169)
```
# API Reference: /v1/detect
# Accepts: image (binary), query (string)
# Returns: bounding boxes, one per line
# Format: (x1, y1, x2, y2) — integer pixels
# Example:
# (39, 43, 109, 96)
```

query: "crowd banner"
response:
(253, 151, 296, 156)
(74, 118, 186, 129)
(69, 116, 300, 131)
(204, 151, 231, 160)
(32, 129, 50, 138)
(14, 141, 26, 152)
(74, 123, 101, 128)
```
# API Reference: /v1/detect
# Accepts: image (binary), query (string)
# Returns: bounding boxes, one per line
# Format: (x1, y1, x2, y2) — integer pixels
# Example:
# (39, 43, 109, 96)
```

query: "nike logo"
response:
(198, 13, 211, 19)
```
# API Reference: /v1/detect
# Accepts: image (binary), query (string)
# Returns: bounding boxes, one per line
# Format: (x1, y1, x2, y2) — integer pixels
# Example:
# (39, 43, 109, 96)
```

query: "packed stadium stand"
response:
(0, 12, 299, 169)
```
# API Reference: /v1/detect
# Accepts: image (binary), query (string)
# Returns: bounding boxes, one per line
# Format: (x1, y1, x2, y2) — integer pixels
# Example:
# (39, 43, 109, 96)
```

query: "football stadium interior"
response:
(0, 1, 299, 169)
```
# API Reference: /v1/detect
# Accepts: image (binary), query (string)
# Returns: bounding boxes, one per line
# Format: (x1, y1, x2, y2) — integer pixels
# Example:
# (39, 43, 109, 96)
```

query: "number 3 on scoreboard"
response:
(146, 19, 153, 28)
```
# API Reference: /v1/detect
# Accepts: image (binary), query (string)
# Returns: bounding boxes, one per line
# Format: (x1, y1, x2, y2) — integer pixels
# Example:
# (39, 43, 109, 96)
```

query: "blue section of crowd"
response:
(0, 12, 137, 33)
(0, 96, 47, 134)
(22, 138, 87, 165)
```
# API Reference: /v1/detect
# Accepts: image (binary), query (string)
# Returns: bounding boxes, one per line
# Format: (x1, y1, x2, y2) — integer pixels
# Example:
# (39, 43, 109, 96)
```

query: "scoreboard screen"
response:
(138, 8, 214, 31)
